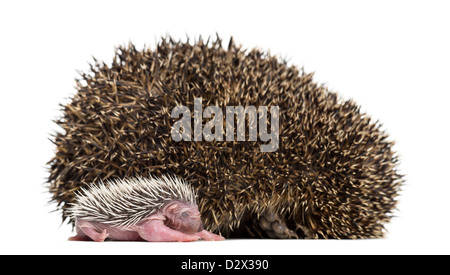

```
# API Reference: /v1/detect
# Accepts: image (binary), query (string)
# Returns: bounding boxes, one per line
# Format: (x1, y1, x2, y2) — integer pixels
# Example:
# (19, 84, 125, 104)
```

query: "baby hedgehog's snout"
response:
(183, 211, 204, 233)
(163, 201, 205, 235)
(198, 223, 204, 232)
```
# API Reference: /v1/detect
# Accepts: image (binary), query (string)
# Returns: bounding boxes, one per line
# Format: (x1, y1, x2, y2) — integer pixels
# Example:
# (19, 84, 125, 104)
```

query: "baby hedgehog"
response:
(68, 174, 223, 242)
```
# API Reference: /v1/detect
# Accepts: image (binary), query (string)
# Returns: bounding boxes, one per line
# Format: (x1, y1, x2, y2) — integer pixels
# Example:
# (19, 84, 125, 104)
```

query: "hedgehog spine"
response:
(68, 174, 197, 228)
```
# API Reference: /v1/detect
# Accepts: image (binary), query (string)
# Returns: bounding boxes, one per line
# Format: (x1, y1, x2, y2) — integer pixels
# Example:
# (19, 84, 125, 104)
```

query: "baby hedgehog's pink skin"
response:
(69, 200, 224, 242)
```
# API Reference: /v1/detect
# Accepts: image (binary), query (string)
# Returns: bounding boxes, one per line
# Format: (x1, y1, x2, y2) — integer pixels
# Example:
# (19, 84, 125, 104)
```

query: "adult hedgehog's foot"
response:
(253, 212, 299, 239)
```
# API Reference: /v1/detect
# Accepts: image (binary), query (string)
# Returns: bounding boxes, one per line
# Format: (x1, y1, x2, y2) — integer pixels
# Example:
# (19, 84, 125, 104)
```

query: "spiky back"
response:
(68, 174, 196, 228)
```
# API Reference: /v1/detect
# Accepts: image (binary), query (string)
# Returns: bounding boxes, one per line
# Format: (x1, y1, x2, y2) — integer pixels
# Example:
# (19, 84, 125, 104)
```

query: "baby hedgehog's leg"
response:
(137, 201, 224, 242)
(69, 220, 109, 242)
(136, 219, 201, 242)
(194, 230, 225, 241)
(135, 209, 224, 242)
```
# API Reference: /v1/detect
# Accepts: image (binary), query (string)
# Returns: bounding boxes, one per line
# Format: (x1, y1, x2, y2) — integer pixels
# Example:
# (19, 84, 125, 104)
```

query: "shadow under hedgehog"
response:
(47, 35, 402, 241)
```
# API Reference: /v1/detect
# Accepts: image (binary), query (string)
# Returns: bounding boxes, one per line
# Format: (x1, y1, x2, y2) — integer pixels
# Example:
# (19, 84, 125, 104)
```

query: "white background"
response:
(1, 0, 449, 255)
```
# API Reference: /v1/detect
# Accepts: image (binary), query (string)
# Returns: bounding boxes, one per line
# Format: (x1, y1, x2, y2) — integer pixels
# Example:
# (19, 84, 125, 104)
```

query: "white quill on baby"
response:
(68, 174, 197, 228)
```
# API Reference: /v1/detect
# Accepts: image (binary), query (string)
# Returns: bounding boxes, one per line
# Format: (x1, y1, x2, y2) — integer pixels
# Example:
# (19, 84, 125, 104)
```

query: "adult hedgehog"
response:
(48, 35, 402, 239)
